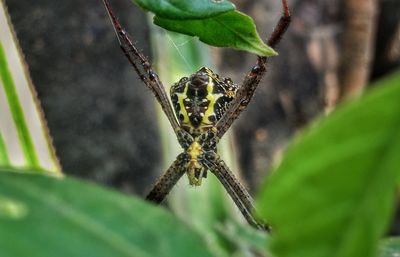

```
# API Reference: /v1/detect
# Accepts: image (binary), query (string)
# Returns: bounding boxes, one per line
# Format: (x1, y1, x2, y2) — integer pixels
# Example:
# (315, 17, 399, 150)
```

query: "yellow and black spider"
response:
(103, 0, 290, 231)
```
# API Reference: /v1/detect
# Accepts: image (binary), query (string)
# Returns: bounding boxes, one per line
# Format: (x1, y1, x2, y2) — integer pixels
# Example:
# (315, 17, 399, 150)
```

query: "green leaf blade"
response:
(0, 43, 39, 168)
(154, 11, 277, 57)
(0, 133, 10, 166)
(379, 237, 400, 257)
(0, 2, 61, 173)
(257, 72, 400, 257)
(0, 171, 215, 257)
(133, 0, 235, 19)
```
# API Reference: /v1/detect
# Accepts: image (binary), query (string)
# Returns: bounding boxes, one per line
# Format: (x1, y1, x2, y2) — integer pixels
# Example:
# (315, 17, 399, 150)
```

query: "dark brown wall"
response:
(4, 0, 162, 194)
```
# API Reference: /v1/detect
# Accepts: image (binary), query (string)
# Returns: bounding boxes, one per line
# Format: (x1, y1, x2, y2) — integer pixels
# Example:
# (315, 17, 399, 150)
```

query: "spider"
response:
(103, 0, 290, 231)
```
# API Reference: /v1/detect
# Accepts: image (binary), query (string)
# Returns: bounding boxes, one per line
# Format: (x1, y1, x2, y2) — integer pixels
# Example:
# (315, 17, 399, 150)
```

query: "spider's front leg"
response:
(215, 0, 291, 139)
(103, 0, 183, 137)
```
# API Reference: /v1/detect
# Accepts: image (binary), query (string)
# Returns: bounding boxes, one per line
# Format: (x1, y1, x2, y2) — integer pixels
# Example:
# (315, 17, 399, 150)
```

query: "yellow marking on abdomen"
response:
(176, 82, 190, 124)
(202, 78, 223, 126)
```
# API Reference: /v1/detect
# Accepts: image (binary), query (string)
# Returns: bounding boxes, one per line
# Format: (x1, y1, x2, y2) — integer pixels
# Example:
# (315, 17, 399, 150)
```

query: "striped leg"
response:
(201, 152, 270, 231)
(215, 0, 291, 139)
(103, 0, 182, 137)
(146, 153, 188, 203)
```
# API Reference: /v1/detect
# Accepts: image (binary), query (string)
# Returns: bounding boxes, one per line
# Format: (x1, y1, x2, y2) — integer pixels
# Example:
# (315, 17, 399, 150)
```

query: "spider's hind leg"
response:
(200, 151, 270, 231)
(146, 153, 188, 204)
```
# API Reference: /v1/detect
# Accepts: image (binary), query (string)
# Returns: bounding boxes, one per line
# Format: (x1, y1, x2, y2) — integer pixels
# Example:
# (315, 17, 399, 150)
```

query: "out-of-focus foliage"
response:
(257, 71, 400, 257)
(0, 170, 215, 257)
(217, 221, 270, 256)
(130, 0, 276, 56)
(0, 1, 60, 174)
(379, 237, 400, 257)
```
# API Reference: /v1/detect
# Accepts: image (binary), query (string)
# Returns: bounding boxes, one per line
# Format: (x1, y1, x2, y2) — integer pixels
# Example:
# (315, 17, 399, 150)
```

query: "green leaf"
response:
(133, 0, 235, 19)
(154, 11, 277, 57)
(379, 237, 400, 257)
(217, 221, 270, 256)
(0, 133, 10, 166)
(0, 43, 39, 168)
(0, 2, 61, 173)
(257, 71, 400, 257)
(0, 170, 215, 257)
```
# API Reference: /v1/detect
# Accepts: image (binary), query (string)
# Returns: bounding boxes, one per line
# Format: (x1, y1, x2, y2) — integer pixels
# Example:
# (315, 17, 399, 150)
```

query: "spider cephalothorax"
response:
(103, 0, 290, 231)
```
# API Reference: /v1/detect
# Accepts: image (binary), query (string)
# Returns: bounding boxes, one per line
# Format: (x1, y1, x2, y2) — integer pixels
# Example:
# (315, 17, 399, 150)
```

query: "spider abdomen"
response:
(170, 67, 237, 136)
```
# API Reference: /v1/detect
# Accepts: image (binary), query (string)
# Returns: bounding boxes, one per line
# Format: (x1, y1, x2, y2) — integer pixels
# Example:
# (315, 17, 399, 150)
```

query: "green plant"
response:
(1, 1, 400, 257)
(257, 71, 400, 257)
(133, 0, 277, 56)
(0, 1, 60, 174)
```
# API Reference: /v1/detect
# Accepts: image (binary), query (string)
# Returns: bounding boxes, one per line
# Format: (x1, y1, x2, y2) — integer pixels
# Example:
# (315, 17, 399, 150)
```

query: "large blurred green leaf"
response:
(133, 0, 235, 19)
(217, 221, 270, 256)
(379, 238, 400, 257)
(0, 170, 215, 257)
(154, 11, 277, 57)
(257, 71, 400, 257)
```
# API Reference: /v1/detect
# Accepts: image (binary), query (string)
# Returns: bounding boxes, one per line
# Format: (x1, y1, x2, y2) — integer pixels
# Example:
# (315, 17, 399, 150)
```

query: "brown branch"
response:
(339, 0, 379, 99)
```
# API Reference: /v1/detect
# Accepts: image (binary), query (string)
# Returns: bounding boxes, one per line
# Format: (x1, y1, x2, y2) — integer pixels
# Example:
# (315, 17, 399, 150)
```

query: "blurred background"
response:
(2, 0, 400, 231)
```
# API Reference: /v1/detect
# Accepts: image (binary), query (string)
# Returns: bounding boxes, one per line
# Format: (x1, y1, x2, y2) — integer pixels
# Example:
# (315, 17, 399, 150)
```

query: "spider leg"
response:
(146, 153, 188, 203)
(215, 0, 291, 139)
(266, 0, 291, 48)
(103, 0, 182, 135)
(201, 152, 270, 231)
